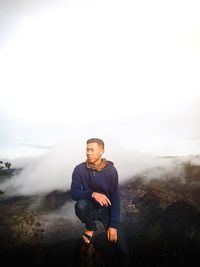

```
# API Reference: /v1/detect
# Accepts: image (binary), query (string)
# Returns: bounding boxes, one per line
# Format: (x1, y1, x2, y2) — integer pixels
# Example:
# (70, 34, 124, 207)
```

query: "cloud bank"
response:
(0, 139, 192, 196)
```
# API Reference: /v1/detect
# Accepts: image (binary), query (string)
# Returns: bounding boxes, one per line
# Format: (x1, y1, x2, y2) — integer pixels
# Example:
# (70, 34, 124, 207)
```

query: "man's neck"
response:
(86, 157, 107, 171)
(91, 157, 102, 167)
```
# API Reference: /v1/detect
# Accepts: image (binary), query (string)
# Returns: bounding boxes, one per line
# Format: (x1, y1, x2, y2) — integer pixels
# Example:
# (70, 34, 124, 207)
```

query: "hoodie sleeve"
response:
(109, 167, 120, 229)
(70, 166, 93, 201)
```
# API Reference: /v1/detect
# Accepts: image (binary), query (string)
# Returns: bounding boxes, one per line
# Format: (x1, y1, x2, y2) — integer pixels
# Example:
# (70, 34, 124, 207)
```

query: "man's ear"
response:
(101, 150, 104, 155)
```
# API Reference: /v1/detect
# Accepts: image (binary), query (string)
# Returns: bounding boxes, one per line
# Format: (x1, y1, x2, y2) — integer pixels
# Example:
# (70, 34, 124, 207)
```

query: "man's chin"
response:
(87, 159, 95, 164)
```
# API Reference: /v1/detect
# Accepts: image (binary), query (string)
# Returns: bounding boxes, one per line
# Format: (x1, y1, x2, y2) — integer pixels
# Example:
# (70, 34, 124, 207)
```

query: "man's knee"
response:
(75, 199, 90, 214)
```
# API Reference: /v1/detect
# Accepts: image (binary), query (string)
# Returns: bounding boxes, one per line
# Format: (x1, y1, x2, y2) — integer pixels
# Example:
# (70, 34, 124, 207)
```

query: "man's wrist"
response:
(92, 192, 96, 198)
(108, 226, 117, 230)
(109, 221, 119, 229)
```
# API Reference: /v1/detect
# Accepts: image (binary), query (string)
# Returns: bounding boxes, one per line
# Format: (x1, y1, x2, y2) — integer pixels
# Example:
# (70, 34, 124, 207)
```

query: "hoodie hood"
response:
(85, 158, 114, 172)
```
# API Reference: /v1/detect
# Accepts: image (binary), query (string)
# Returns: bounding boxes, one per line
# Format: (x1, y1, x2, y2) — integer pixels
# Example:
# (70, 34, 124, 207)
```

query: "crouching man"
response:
(70, 138, 129, 267)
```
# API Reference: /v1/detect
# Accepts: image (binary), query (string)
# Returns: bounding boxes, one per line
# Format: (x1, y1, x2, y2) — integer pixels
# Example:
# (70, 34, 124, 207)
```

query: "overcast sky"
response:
(1, 0, 200, 159)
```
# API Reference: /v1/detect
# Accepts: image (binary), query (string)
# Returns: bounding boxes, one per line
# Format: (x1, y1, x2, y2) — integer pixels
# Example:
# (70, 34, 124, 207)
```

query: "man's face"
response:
(86, 142, 104, 164)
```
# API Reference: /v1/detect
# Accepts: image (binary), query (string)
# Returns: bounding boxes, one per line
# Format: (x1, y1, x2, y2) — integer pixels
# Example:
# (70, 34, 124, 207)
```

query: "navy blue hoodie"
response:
(70, 161, 120, 229)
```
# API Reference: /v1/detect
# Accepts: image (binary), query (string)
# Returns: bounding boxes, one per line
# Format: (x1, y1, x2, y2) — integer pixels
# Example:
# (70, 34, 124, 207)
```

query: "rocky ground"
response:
(1, 160, 200, 267)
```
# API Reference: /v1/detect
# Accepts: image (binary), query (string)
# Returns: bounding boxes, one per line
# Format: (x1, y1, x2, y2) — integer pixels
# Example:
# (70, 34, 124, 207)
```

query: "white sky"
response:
(0, 0, 200, 158)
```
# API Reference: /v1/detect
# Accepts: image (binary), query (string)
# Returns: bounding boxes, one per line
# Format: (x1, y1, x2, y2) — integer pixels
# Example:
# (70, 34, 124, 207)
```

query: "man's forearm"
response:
(70, 188, 93, 201)
(109, 191, 120, 229)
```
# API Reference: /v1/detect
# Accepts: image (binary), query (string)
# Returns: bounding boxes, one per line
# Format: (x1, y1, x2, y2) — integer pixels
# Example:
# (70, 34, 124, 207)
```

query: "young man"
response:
(70, 138, 129, 266)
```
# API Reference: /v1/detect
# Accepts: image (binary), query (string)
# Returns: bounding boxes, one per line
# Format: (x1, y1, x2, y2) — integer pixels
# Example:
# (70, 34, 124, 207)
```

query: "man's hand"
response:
(92, 192, 111, 207)
(107, 227, 117, 242)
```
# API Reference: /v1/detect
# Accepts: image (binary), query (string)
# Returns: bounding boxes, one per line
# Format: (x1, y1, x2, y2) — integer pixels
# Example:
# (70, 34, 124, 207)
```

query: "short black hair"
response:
(86, 138, 104, 149)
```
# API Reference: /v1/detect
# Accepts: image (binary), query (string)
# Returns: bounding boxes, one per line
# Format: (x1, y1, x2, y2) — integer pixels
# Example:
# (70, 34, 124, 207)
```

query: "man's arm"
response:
(70, 167, 93, 201)
(109, 167, 120, 229)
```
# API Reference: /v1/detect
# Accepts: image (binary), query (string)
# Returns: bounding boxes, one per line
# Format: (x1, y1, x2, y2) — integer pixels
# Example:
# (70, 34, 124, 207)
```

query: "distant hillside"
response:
(0, 158, 200, 266)
(120, 161, 200, 266)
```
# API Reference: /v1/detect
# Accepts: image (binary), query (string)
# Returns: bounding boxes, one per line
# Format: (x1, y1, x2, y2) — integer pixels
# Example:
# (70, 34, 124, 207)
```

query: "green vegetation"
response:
(0, 160, 12, 177)
(5, 162, 11, 170)
(9, 209, 44, 246)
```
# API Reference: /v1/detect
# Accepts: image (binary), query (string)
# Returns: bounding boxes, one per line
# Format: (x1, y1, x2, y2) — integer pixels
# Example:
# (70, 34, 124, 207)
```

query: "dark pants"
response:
(75, 199, 130, 267)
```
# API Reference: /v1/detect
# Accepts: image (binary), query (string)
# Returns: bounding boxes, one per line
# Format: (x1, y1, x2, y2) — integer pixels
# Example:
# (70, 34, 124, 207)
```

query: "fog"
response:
(0, 138, 192, 196)
(0, 0, 200, 196)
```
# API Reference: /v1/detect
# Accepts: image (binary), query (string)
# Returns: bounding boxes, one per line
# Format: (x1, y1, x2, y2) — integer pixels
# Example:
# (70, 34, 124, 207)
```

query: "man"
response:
(70, 138, 129, 266)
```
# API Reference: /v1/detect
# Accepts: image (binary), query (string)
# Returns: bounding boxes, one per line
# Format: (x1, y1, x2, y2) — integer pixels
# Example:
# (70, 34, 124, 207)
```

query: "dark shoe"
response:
(80, 235, 105, 267)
